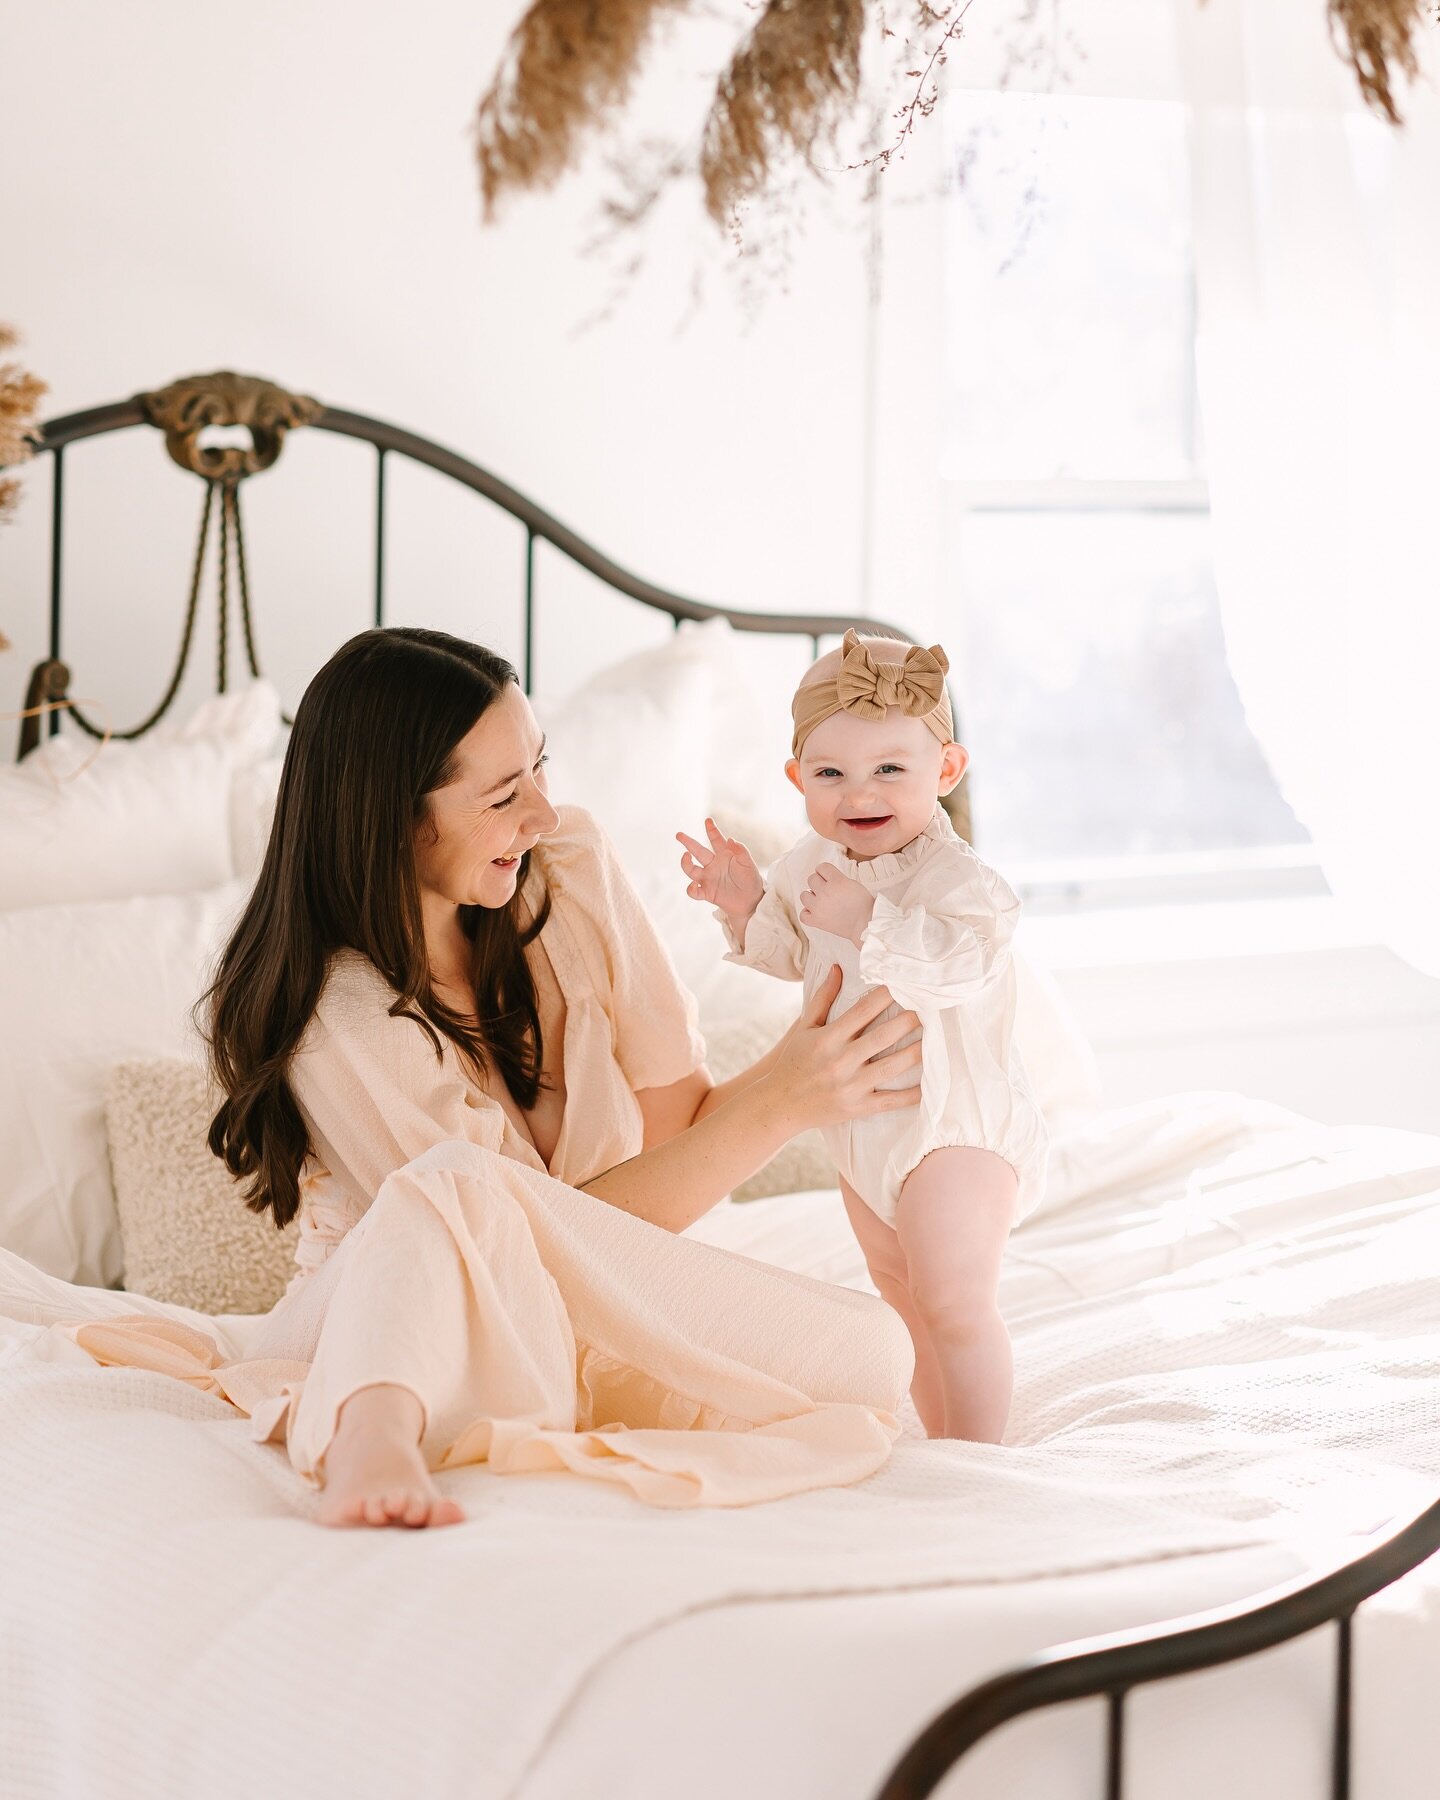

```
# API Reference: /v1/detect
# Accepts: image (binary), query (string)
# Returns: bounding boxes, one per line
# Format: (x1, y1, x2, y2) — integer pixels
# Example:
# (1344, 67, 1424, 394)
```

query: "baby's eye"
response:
(816, 768, 842, 779)
(878, 764, 904, 775)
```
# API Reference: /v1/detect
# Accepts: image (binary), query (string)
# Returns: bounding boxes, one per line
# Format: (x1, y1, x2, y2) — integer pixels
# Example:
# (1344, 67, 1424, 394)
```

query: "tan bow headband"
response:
(791, 630, 954, 758)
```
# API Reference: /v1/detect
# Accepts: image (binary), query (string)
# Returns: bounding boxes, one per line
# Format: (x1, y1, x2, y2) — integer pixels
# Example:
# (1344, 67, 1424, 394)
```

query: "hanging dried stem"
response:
(698, 0, 865, 228)
(0, 324, 48, 534)
(861, 0, 975, 179)
(1328, 0, 1429, 123)
(474, 0, 688, 217)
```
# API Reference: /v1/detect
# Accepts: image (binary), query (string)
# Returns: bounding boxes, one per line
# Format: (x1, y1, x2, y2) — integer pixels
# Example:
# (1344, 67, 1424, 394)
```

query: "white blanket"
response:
(1, 1092, 1437, 1800)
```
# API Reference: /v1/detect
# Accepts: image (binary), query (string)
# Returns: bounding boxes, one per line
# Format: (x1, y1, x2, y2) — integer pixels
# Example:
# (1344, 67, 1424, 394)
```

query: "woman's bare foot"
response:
(316, 1384, 465, 1529)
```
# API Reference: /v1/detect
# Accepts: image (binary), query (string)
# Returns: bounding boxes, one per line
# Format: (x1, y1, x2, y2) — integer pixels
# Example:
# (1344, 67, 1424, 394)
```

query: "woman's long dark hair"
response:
(206, 627, 552, 1228)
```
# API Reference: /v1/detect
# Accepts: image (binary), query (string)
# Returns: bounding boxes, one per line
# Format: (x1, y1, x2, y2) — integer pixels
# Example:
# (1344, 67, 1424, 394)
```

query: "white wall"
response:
(0, 1, 946, 721)
(2, 1, 1435, 1137)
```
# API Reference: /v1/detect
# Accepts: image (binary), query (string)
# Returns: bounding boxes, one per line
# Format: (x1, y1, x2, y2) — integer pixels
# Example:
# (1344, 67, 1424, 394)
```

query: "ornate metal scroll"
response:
(139, 371, 321, 480)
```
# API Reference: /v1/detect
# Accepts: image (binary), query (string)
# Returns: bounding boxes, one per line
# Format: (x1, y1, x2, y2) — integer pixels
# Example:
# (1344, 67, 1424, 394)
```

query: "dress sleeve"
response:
(856, 853, 1021, 1011)
(542, 805, 707, 1092)
(714, 866, 808, 983)
(290, 955, 508, 1207)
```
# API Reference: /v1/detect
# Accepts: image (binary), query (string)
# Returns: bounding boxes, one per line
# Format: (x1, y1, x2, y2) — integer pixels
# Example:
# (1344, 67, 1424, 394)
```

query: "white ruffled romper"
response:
(718, 807, 1048, 1226)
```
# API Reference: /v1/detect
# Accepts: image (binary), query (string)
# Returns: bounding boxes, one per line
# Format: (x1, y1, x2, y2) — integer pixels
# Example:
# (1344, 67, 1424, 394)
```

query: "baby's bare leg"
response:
(839, 1176, 946, 1437)
(894, 1148, 1018, 1444)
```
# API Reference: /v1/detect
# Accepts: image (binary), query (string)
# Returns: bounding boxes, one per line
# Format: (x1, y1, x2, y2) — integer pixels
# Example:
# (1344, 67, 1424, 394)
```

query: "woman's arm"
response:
(631, 1037, 781, 1157)
(580, 968, 921, 1233)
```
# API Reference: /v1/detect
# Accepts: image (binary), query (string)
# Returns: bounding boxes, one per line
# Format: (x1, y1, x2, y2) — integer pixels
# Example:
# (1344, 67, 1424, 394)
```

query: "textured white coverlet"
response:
(0, 1093, 1436, 1800)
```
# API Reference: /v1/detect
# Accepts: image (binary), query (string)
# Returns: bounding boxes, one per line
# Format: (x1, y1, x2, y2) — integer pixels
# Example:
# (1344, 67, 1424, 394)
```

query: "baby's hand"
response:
(799, 864, 875, 947)
(676, 818, 765, 923)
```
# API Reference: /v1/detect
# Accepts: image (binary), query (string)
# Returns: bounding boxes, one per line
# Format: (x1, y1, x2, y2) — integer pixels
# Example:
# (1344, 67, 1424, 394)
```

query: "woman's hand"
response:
(676, 818, 766, 924)
(760, 964, 922, 1134)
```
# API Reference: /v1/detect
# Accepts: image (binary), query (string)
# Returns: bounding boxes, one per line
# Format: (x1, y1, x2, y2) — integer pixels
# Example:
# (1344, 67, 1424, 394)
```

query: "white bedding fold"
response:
(1, 1094, 1438, 1800)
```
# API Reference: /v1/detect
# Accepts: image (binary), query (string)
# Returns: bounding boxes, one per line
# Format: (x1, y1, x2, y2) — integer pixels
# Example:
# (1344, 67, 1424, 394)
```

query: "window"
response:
(943, 88, 1313, 895)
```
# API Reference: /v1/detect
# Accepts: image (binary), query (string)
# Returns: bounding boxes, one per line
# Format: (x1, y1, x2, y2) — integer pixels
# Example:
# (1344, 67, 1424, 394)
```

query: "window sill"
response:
(1020, 891, 1395, 973)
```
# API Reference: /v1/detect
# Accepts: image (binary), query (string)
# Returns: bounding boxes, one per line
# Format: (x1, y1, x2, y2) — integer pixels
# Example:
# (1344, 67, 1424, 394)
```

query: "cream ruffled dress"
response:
(717, 806, 1049, 1225)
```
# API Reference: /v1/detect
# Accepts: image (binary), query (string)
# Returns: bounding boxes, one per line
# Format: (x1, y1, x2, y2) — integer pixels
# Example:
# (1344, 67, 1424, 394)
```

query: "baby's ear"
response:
(784, 758, 805, 794)
(938, 742, 969, 794)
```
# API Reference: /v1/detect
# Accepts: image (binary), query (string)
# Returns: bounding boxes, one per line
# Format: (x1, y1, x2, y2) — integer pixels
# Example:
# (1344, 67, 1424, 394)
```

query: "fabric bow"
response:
(834, 629, 950, 721)
(789, 630, 955, 757)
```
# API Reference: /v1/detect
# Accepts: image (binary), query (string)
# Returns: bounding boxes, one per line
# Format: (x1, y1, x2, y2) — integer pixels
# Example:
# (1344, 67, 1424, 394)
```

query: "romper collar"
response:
(839, 805, 957, 888)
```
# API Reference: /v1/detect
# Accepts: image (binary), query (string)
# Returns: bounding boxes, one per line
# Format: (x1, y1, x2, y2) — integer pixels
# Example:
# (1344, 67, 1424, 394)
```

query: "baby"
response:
(677, 631, 1047, 1443)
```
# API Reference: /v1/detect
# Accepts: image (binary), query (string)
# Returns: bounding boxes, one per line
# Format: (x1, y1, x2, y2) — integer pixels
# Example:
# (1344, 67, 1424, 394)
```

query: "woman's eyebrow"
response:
(482, 733, 548, 796)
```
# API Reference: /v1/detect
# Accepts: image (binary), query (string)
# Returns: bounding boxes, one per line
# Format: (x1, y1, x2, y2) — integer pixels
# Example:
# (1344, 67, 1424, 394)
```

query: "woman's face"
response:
(414, 684, 560, 910)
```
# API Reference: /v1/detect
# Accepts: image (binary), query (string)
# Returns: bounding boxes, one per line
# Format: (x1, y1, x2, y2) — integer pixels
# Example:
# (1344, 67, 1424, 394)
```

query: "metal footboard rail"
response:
(874, 1493, 1440, 1800)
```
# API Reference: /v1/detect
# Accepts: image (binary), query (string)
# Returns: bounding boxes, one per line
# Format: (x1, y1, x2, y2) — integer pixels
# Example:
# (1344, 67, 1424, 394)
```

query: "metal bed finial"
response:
(15, 372, 320, 753)
(140, 371, 321, 480)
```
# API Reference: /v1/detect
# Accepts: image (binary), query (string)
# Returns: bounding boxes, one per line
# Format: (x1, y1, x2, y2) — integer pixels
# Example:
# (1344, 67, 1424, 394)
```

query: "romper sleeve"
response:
(856, 850, 1021, 1011)
(539, 805, 707, 1092)
(713, 859, 808, 983)
(290, 952, 508, 1207)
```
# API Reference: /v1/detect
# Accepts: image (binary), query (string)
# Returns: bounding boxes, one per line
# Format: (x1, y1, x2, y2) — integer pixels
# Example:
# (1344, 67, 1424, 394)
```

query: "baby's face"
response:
(786, 708, 967, 860)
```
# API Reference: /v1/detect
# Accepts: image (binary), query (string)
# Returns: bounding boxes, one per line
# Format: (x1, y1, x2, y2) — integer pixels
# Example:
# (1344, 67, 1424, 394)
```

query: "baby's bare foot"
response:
(316, 1384, 465, 1530)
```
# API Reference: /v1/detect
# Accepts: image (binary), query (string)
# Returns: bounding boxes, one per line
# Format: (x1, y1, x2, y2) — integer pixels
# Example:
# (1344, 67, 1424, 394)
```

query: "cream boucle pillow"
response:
(701, 1013, 837, 1201)
(104, 1061, 298, 1314)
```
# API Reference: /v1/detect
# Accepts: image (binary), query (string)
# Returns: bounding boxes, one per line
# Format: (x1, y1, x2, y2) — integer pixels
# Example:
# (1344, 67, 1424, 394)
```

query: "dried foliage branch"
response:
(0, 325, 47, 527)
(474, 0, 688, 218)
(856, 0, 975, 180)
(697, 0, 865, 229)
(0, 324, 47, 649)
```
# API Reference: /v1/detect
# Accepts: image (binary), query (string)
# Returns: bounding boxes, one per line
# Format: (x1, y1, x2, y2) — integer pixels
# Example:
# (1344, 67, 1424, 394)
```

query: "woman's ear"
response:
(784, 758, 805, 794)
(938, 743, 969, 795)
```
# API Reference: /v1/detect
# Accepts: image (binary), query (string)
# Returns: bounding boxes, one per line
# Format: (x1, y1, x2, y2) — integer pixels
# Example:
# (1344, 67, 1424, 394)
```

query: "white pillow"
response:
(0, 882, 246, 1285)
(530, 625, 720, 996)
(676, 615, 809, 834)
(231, 755, 285, 879)
(1, 682, 282, 912)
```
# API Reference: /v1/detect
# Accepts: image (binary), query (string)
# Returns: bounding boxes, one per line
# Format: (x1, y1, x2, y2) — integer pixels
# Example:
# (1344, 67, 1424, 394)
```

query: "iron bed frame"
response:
(3, 374, 1437, 1799)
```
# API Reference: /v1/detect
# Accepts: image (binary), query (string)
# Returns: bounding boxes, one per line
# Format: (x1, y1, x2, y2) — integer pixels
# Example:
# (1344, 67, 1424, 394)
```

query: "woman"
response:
(109, 629, 924, 1528)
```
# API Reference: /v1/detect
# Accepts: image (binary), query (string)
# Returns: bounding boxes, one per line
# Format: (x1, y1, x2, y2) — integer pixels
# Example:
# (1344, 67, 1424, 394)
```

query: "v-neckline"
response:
(492, 902, 573, 1179)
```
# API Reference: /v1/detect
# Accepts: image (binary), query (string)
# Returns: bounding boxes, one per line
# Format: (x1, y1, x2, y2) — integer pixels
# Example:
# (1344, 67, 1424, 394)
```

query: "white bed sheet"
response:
(1, 1091, 1437, 1800)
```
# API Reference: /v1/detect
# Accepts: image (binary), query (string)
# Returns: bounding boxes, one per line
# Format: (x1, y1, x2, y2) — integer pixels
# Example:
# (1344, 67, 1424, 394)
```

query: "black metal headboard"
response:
(7, 370, 972, 839)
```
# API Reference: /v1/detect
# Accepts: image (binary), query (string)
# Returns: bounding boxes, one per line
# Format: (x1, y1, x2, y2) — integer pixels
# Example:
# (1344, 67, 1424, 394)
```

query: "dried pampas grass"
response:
(698, 0, 865, 227)
(1329, 0, 1430, 123)
(474, 0, 1436, 236)
(0, 324, 46, 651)
(475, 0, 689, 217)
(0, 325, 45, 514)
(0, 325, 46, 528)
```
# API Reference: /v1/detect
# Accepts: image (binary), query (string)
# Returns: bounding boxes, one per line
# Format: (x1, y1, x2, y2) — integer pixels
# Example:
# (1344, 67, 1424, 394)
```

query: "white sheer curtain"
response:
(1176, 0, 1440, 976)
